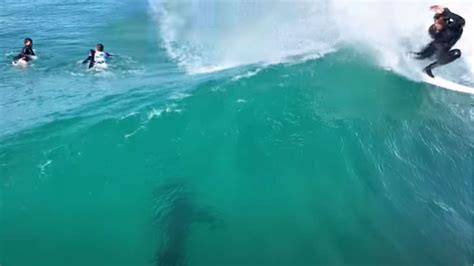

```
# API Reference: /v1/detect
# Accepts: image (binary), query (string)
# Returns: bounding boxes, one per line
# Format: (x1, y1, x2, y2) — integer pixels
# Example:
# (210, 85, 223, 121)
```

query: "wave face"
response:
(2, 52, 473, 265)
(150, 0, 473, 81)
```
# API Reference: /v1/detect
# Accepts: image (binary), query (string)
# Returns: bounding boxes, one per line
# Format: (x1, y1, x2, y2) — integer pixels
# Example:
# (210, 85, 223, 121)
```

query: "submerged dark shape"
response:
(153, 180, 220, 266)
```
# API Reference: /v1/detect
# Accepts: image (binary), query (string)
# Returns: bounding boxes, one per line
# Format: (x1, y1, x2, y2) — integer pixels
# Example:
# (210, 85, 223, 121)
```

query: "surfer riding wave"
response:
(412, 5, 465, 78)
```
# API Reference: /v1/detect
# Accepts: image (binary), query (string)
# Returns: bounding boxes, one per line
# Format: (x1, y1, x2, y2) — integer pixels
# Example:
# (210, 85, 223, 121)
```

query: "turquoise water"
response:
(1, 1, 473, 266)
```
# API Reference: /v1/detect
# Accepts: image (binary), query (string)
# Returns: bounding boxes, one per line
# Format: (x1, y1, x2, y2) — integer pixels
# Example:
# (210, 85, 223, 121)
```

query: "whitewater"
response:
(151, 0, 473, 82)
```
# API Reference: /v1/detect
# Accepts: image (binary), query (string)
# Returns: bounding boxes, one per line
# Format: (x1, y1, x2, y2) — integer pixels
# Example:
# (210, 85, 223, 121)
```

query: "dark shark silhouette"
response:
(153, 180, 220, 266)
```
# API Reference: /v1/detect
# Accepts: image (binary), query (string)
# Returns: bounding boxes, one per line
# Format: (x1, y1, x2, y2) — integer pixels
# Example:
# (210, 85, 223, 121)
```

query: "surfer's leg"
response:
(423, 62, 437, 78)
(88, 49, 96, 69)
(423, 49, 461, 78)
(414, 42, 437, 59)
(88, 58, 95, 69)
(437, 49, 461, 65)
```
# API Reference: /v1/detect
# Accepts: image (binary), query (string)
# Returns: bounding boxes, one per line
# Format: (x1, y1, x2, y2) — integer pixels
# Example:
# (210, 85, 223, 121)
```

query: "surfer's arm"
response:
(27, 47, 35, 56)
(82, 50, 95, 64)
(441, 8, 465, 29)
(82, 56, 92, 64)
(82, 55, 92, 64)
(428, 25, 438, 39)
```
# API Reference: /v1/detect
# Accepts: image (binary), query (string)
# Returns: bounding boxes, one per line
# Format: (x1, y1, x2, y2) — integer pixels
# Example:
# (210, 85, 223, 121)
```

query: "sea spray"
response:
(150, 0, 473, 82)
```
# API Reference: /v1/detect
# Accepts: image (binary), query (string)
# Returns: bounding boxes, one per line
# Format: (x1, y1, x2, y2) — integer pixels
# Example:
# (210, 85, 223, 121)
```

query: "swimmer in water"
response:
(82, 43, 112, 69)
(13, 38, 36, 64)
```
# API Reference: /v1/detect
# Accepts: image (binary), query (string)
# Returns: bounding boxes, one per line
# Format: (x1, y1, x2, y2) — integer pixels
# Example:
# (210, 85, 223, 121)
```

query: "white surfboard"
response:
(88, 62, 108, 71)
(12, 55, 37, 68)
(12, 59, 28, 67)
(423, 76, 474, 95)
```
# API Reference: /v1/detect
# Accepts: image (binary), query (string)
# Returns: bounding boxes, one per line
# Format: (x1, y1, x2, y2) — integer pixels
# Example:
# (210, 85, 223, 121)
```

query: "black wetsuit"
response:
(82, 50, 96, 69)
(13, 45, 35, 62)
(414, 8, 465, 77)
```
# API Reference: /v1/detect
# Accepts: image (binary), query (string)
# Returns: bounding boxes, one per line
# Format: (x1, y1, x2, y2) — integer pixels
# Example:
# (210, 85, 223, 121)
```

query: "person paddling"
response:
(13, 38, 36, 64)
(82, 43, 112, 69)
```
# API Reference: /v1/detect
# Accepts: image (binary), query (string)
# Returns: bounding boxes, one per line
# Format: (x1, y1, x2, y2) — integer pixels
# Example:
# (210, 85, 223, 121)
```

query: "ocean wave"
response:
(150, 0, 473, 83)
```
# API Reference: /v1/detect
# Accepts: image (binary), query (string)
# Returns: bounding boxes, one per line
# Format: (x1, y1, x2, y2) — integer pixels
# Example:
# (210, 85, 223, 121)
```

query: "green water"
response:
(2, 52, 472, 265)
(1, 1, 473, 265)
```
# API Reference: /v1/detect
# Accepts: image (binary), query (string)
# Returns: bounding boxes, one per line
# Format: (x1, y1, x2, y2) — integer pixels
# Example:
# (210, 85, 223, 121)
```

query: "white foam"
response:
(231, 68, 262, 81)
(150, 0, 473, 83)
(147, 108, 163, 120)
(149, 0, 338, 74)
